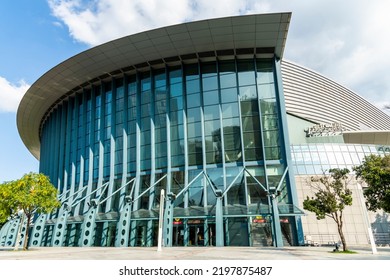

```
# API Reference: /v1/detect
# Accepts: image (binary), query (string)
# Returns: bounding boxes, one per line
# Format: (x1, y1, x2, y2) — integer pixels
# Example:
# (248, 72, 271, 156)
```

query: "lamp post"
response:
(157, 189, 165, 252)
(357, 182, 377, 254)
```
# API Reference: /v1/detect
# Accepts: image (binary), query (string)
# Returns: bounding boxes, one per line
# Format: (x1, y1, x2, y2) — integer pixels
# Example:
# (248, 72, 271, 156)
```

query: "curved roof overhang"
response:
(17, 12, 291, 160)
(343, 131, 390, 146)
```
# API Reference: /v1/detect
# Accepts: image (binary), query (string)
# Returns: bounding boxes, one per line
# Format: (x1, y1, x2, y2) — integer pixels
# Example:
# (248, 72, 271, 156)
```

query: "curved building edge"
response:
(17, 12, 292, 160)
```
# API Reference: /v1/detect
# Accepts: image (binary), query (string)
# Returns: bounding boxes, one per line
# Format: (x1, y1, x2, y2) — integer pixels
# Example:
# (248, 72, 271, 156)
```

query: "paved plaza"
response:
(1, 245, 389, 260)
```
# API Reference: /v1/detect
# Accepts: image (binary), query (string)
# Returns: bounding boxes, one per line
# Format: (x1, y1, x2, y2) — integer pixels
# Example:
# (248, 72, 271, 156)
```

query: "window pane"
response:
(185, 64, 199, 80)
(187, 93, 201, 108)
(222, 117, 240, 128)
(204, 105, 220, 120)
(243, 131, 262, 148)
(242, 116, 260, 132)
(141, 75, 151, 91)
(169, 68, 182, 84)
(187, 122, 202, 138)
(237, 60, 255, 86)
(240, 100, 259, 116)
(220, 73, 237, 89)
(245, 148, 263, 161)
(203, 90, 219, 105)
(265, 147, 280, 160)
(170, 83, 182, 97)
(219, 60, 235, 73)
(204, 120, 220, 136)
(262, 114, 278, 130)
(201, 62, 217, 77)
(154, 71, 166, 88)
(263, 130, 279, 147)
(188, 137, 202, 153)
(260, 99, 277, 114)
(222, 103, 239, 118)
(170, 96, 183, 111)
(186, 79, 200, 94)
(202, 76, 218, 91)
(257, 83, 276, 99)
(239, 85, 257, 100)
(187, 107, 201, 123)
(188, 152, 203, 166)
(221, 88, 238, 103)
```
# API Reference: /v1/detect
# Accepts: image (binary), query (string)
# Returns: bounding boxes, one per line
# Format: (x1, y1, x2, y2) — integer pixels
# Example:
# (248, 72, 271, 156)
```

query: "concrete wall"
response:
(295, 175, 390, 246)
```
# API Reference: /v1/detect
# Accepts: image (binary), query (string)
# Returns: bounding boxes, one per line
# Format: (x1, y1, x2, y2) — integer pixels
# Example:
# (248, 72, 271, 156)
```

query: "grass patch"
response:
(331, 250, 357, 254)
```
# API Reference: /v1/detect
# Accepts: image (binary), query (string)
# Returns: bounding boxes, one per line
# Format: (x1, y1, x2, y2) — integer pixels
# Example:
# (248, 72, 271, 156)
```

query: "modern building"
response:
(1, 12, 389, 248)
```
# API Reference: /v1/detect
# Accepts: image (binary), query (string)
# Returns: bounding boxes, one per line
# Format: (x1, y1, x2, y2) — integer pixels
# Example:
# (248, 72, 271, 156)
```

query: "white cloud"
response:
(47, 0, 390, 108)
(0, 77, 30, 113)
(47, 0, 269, 45)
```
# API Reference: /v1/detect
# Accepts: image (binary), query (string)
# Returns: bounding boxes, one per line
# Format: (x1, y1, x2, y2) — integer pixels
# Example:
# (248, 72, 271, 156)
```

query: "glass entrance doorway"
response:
(188, 220, 204, 246)
(250, 216, 273, 246)
(172, 218, 216, 246)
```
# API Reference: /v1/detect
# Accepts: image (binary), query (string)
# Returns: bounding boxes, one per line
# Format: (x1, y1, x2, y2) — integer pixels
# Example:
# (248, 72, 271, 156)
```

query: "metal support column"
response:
(0, 220, 12, 246)
(163, 192, 175, 247)
(30, 215, 48, 247)
(79, 199, 99, 246)
(115, 196, 133, 247)
(215, 190, 224, 247)
(14, 213, 27, 250)
(52, 204, 71, 246)
(4, 218, 20, 247)
(270, 194, 283, 247)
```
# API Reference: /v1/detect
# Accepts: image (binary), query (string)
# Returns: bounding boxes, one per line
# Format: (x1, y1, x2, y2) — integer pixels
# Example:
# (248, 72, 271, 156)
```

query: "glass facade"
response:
(38, 57, 302, 247)
(291, 144, 390, 175)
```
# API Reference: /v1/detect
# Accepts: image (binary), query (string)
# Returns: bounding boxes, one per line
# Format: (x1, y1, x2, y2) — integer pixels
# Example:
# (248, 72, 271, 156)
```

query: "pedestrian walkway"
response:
(1, 245, 389, 260)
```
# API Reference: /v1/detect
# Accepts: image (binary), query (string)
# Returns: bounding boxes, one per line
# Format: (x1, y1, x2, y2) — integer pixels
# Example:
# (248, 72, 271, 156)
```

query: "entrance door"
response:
(250, 217, 272, 246)
(135, 221, 147, 246)
(172, 223, 184, 246)
(188, 224, 204, 246)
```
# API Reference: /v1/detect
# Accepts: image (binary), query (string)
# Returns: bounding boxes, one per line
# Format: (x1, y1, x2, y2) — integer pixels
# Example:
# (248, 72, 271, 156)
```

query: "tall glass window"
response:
(185, 64, 203, 166)
(169, 67, 185, 167)
(202, 62, 222, 165)
(68, 97, 76, 187)
(238, 60, 263, 161)
(257, 59, 280, 160)
(115, 78, 124, 176)
(140, 72, 152, 171)
(127, 75, 137, 174)
(93, 88, 101, 180)
(76, 95, 83, 186)
(103, 82, 112, 179)
(154, 70, 168, 169)
(219, 60, 242, 163)
(84, 91, 91, 184)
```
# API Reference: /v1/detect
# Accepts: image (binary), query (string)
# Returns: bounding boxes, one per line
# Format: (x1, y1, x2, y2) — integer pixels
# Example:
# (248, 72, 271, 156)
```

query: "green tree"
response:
(303, 168, 352, 251)
(0, 181, 16, 224)
(0, 173, 60, 250)
(354, 154, 390, 213)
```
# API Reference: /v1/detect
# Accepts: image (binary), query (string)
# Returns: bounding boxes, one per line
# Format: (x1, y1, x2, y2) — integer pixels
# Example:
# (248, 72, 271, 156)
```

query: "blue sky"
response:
(1, 0, 390, 183)
(0, 0, 86, 182)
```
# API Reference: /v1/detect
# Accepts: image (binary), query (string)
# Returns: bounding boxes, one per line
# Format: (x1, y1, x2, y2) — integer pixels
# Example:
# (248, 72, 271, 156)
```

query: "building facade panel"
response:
(282, 60, 390, 131)
(34, 56, 302, 247)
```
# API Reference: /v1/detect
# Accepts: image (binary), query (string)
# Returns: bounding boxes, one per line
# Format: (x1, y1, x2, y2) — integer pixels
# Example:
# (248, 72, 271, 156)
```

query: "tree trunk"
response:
(337, 222, 347, 251)
(23, 214, 31, 250)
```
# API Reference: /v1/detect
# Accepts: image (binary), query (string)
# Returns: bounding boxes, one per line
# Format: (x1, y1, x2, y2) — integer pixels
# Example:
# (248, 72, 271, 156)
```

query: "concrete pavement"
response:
(1, 245, 390, 260)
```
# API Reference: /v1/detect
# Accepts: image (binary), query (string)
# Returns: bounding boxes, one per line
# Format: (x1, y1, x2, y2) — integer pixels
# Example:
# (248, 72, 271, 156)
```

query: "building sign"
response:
(377, 146, 390, 153)
(253, 216, 266, 223)
(304, 122, 345, 137)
